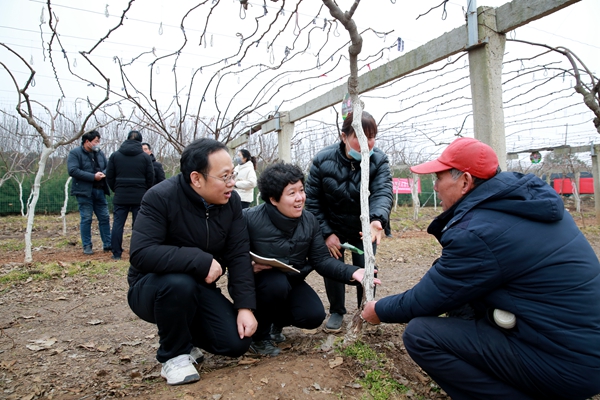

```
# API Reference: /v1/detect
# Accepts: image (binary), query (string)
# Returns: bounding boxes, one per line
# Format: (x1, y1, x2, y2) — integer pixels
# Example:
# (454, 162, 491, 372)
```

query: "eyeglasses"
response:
(204, 171, 238, 184)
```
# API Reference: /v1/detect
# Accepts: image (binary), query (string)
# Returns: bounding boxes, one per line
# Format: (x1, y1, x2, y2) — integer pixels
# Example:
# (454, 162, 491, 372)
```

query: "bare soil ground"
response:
(1, 199, 599, 400)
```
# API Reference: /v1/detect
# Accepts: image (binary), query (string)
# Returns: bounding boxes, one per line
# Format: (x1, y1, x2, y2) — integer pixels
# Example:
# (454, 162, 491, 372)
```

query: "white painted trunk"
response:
(24, 147, 54, 262)
(571, 178, 581, 213)
(16, 178, 25, 216)
(411, 173, 421, 221)
(61, 177, 72, 235)
(350, 101, 376, 304)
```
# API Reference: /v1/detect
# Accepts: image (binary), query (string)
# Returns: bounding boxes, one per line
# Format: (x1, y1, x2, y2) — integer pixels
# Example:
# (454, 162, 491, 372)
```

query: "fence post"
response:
(468, 6, 507, 170)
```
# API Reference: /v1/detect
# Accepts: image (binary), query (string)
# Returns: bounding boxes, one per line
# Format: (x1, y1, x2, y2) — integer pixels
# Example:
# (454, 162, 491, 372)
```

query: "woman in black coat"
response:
(304, 112, 393, 333)
(244, 163, 380, 356)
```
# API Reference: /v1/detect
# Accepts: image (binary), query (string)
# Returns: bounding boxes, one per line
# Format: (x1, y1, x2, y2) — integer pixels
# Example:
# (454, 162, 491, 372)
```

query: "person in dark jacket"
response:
(67, 130, 112, 255)
(362, 137, 600, 400)
(142, 142, 166, 185)
(244, 163, 381, 356)
(126, 138, 257, 386)
(106, 131, 154, 260)
(304, 111, 393, 333)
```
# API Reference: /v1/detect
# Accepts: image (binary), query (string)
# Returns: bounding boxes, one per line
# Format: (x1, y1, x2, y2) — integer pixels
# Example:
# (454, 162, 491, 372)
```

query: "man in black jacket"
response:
(106, 131, 154, 260)
(142, 142, 166, 185)
(127, 138, 257, 386)
(67, 130, 112, 255)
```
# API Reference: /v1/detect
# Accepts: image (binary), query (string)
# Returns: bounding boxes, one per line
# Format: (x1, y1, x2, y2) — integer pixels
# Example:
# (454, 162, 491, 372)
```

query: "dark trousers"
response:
(324, 239, 376, 315)
(111, 203, 140, 257)
(241, 201, 251, 209)
(403, 316, 600, 400)
(127, 273, 251, 363)
(253, 269, 325, 341)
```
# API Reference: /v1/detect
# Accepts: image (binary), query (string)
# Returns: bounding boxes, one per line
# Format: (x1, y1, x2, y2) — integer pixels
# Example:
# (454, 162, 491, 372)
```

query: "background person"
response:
(244, 163, 381, 356)
(142, 142, 166, 185)
(127, 138, 257, 386)
(362, 137, 600, 400)
(106, 130, 154, 260)
(233, 149, 257, 209)
(304, 111, 393, 333)
(67, 130, 112, 255)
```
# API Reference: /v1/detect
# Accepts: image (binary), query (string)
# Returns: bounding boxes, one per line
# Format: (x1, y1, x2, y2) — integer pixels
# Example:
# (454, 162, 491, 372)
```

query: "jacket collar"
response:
(179, 173, 215, 210)
(264, 202, 299, 237)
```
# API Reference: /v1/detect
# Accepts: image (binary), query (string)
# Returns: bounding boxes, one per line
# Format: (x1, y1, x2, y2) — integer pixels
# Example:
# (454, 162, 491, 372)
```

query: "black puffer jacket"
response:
(305, 142, 393, 241)
(244, 203, 358, 282)
(149, 153, 166, 186)
(127, 174, 255, 310)
(106, 139, 154, 205)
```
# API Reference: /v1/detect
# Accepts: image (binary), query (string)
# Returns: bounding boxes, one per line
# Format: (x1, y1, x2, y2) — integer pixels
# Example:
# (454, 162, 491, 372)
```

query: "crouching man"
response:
(127, 138, 257, 385)
(362, 137, 600, 399)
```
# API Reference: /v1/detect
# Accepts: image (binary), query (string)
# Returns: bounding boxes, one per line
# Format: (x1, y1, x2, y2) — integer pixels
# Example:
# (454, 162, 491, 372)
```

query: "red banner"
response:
(393, 178, 420, 194)
(553, 178, 594, 194)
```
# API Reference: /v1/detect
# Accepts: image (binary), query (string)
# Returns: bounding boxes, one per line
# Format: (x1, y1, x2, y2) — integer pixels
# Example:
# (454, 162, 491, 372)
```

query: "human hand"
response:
(369, 220, 384, 245)
(237, 308, 257, 338)
(252, 262, 272, 273)
(351, 269, 381, 286)
(325, 234, 342, 259)
(94, 171, 105, 181)
(205, 259, 223, 284)
(361, 301, 381, 325)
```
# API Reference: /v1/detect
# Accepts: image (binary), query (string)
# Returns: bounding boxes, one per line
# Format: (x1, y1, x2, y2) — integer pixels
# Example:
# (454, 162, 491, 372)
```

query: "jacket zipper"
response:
(205, 209, 210, 248)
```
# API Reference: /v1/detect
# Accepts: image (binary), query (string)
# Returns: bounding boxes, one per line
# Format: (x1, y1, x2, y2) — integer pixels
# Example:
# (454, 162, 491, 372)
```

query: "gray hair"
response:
(449, 167, 501, 188)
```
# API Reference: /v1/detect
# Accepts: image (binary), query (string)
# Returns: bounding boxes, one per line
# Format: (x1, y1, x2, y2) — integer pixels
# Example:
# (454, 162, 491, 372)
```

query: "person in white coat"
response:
(233, 149, 257, 208)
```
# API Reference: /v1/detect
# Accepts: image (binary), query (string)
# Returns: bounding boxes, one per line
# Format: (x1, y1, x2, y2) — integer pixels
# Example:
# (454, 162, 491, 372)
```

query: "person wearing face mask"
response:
(304, 111, 393, 333)
(233, 149, 257, 209)
(67, 130, 112, 255)
(244, 163, 381, 356)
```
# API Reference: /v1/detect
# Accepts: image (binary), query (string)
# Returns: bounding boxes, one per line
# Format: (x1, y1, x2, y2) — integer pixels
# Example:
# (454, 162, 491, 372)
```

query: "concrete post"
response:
(277, 111, 293, 162)
(468, 6, 507, 171)
(591, 145, 600, 224)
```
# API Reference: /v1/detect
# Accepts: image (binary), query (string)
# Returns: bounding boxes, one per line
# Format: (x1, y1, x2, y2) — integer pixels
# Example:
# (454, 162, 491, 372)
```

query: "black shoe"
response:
(269, 324, 286, 343)
(190, 347, 204, 363)
(83, 245, 93, 255)
(103, 246, 112, 252)
(249, 340, 280, 356)
(111, 255, 121, 260)
(324, 313, 344, 333)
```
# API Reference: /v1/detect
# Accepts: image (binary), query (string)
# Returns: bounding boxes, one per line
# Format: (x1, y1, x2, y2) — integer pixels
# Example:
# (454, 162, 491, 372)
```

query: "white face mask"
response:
(91, 145, 101, 152)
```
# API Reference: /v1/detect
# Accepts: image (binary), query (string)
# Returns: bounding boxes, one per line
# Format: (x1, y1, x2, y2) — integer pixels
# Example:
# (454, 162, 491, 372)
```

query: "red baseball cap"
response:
(410, 137, 499, 179)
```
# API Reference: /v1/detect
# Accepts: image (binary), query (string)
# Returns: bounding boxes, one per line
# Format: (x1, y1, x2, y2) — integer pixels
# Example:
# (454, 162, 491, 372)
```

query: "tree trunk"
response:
(411, 174, 420, 220)
(24, 147, 54, 262)
(15, 176, 25, 216)
(61, 177, 72, 235)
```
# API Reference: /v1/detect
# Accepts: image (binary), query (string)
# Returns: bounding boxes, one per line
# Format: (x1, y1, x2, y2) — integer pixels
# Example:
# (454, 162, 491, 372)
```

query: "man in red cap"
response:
(362, 137, 600, 399)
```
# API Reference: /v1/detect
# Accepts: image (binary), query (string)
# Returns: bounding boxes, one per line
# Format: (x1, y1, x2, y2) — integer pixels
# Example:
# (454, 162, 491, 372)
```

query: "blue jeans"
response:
(76, 189, 111, 249)
(111, 203, 140, 257)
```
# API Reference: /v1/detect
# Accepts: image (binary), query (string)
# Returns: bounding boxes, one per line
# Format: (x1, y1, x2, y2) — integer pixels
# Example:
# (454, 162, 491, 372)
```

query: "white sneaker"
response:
(190, 346, 204, 363)
(160, 354, 199, 386)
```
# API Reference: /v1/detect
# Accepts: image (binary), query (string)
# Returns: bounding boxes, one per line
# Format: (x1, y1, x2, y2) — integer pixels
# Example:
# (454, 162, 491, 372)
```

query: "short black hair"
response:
(341, 111, 377, 139)
(141, 142, 152, 150)
(258, 163, 305, 203)
(128, 130, 143, 142)
(81, 130, 101, 145)
(180, 138, 228, 184)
